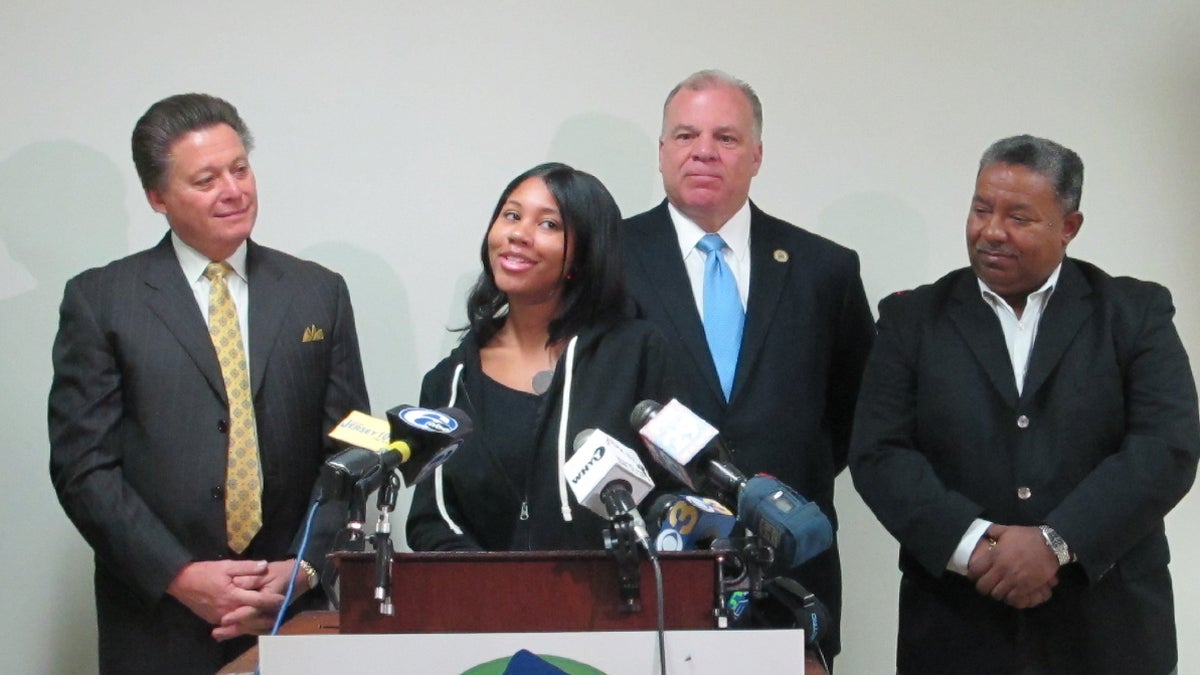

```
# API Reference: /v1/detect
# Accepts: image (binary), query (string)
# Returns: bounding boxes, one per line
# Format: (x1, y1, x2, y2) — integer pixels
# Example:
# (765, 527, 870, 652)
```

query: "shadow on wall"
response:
(434, 270, 477, 361)
(297, 242, 418, 416)
(816, 192, 933, 312)
(0, 140, 131, 674)
(815, 193, 932, 672)
(546, 112, 659, 220)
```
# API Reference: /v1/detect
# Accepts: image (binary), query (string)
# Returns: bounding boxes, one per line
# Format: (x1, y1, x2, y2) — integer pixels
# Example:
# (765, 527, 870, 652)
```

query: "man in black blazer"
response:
(622, 70, 875, 664)
(849, 135, 1199, 674)
(48, 94, 370, 674)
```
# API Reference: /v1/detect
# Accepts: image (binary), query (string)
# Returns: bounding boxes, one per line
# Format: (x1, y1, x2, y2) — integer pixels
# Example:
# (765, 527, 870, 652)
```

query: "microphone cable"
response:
(651, 553, 667, 675)
(254, 498, 320, 675)
(269, 499, 320, 636)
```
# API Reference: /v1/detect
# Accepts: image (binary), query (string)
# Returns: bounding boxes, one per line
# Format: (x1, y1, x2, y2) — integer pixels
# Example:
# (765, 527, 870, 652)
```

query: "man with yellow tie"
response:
(48, 93, 369, 674)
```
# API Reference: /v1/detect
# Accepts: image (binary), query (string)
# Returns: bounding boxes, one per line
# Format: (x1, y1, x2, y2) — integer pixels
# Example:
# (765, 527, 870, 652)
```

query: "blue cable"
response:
(256, 499, 320, 674)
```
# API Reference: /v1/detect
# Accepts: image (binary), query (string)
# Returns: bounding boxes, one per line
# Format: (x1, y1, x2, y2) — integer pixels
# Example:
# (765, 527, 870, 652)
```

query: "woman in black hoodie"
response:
(407, 163, 679, 552)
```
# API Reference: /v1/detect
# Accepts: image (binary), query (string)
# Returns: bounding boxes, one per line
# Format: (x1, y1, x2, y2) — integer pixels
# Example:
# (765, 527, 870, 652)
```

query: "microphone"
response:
(651, 493, 736, 552)
(629, 399, 743, 499)
(631, 399, 833, 569)
(316, 446, 396, 503)
(384, 405, 473, 487)
(564, 428, 656, 553)
(318, 406, 473, 501)
(738, 475, 833, 570)
(754, 576, 832, 646)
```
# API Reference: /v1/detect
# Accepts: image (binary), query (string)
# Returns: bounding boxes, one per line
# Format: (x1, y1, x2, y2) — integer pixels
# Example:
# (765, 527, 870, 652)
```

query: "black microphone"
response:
(384, 405, 473, 487)
(631, 399, 833, 569)
(754, 576, 831, 646)
(565, 428, 656, 554)
(316, 447, 394, 504)
(317, 406, 473, 502)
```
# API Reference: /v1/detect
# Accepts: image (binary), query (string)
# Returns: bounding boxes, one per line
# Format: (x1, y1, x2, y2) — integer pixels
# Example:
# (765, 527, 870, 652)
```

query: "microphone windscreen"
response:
(647, 492, 682, 528)
(572, 428, 595, 452)
(629, 399, 663, 430)
(738, 475, 833, 568)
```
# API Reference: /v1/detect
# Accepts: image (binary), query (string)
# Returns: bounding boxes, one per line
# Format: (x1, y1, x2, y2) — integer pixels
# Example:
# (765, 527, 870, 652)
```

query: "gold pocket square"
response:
(302, 325, 325, 342)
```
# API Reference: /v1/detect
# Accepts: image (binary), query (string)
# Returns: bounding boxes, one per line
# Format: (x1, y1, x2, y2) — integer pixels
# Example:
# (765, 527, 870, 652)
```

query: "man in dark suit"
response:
(48, 93, 370, 674)
(622, 70, 876, 666)
(849, 135, 1199, 674)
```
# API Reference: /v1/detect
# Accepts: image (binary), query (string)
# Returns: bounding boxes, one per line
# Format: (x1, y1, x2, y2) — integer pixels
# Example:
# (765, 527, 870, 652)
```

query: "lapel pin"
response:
(773, 249, 789, 263)
(302, 325, 325, 342)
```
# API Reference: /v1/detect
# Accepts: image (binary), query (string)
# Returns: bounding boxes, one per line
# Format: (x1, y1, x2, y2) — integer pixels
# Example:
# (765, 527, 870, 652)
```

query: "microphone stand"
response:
(602, 514, 643, 612)
(709, 534, 775, 627)
(334, 482, 370, 553)
(740, 534, 774, 600)
(605, 514, 667, 675)
(371, 472, 400, 616)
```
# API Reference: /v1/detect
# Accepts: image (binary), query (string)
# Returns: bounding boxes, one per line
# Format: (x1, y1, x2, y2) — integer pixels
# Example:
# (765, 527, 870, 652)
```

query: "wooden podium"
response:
(336, 550, 727, 633)
(224, 551, 811, 673)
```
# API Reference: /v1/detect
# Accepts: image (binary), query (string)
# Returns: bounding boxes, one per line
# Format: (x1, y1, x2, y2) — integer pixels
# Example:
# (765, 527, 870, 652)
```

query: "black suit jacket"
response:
(49, 234, 369, 674)
(849, 259, 1200, 674)
(622, 200, 875, 652)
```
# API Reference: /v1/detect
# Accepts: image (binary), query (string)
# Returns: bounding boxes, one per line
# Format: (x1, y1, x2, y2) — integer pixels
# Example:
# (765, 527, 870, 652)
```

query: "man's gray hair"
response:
(662, 69, 763, 141)
(979, 135, 1084, 214)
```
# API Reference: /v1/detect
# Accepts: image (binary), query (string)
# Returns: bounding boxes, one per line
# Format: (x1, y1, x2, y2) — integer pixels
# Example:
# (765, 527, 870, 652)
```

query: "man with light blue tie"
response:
(622, 70, 875, 667)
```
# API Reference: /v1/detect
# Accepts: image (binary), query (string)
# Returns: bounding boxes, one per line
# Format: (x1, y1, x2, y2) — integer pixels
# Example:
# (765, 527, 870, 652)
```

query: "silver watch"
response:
(1038, 525, 1072, 566)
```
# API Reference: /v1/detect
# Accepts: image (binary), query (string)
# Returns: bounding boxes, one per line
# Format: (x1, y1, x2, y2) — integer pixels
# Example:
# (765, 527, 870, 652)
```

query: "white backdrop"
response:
(3, 2, 1198, 672)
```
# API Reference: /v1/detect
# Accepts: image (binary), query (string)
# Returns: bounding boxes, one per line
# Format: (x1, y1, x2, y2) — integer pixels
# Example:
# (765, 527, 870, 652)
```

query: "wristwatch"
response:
(299, 559, 320, 589)
(1038, 525, 1073, 566)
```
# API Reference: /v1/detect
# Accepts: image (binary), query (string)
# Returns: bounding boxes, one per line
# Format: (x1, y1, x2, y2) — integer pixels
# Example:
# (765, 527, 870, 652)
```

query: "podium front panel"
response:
(336, 551, 725, 633)
(259, 628, 806, 674)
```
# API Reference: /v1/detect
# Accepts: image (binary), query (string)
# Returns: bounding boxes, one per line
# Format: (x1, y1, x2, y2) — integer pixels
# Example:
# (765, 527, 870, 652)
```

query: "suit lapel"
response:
(142, 235, 228, 402)
(1022, 259, 1093, 400)
(733, 204, 788, 402)
(245, 241, 291, 398)
(631, 203, 725, 403)
(947, 272, 1020, 408)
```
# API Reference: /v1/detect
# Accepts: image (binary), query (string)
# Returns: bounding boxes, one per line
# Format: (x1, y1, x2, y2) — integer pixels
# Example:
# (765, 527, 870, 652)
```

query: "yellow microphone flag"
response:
(328, 410, 391, 451)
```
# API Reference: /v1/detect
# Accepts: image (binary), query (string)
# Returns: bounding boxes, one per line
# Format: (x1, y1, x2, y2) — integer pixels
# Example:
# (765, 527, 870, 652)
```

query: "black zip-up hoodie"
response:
(406, 319, 680, 552)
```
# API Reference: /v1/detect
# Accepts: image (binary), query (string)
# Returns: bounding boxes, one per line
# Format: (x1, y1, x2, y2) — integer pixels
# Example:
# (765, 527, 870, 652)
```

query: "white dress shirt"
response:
(668, 200, 752, 316)
(172, 232, 251, 357)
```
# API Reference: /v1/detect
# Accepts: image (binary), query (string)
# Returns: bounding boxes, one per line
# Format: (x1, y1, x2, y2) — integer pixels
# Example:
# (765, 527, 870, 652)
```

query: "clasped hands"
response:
(166, 558, 310, 641)
(966, 524, 1059, 609)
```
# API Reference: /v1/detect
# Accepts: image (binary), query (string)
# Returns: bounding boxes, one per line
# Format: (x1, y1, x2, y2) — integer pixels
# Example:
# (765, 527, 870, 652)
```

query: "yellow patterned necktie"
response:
(204, 261, 262, 553)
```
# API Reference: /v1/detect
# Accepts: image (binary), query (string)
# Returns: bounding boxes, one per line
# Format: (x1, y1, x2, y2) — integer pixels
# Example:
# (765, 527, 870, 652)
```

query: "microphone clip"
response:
(602, 515, 643, 613)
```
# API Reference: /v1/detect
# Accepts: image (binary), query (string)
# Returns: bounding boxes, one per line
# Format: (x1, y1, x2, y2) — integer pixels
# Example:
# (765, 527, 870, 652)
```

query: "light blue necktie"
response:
(697, 233, 744, 401)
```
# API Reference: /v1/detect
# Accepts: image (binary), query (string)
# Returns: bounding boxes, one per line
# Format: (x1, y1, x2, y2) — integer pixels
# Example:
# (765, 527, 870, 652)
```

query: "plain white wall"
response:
(3, 2, 1198, 672)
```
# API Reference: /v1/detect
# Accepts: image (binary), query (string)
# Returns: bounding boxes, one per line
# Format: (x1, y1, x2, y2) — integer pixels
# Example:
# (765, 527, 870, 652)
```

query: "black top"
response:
(477, 373, 543, 522)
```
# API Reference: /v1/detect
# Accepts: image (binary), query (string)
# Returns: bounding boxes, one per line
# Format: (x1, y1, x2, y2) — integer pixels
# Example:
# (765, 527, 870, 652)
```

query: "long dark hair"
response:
(464, 162, 628, 346)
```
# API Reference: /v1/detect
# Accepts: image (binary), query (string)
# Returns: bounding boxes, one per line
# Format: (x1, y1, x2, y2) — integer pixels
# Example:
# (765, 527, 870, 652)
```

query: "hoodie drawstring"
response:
(434, 363, 466, 535)
(556, 335, 579, 522)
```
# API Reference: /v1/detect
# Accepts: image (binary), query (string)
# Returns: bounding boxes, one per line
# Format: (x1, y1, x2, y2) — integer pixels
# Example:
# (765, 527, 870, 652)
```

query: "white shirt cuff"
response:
(947, 518, 993, 575)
